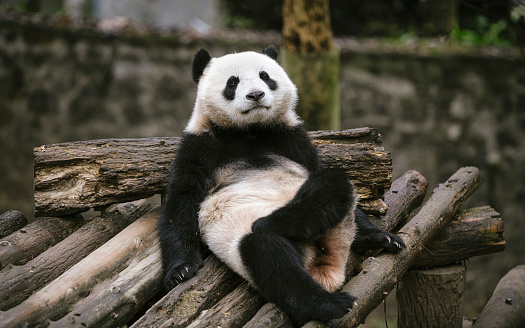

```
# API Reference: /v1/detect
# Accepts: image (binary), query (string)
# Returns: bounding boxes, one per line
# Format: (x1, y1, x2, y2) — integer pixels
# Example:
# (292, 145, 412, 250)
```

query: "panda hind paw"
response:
(290, 292, 356, 325)
(164, 261, 201, 291)
(381, 231, 405, 253)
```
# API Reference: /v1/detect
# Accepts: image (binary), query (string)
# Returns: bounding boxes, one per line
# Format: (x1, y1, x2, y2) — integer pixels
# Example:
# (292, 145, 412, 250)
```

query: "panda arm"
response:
(158, 133, 217, 290)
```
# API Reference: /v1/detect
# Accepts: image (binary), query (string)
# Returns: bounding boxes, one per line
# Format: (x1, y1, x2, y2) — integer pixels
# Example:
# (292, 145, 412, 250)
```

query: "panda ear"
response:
(192, 49, 212, 84)
(262, 45, 278, 61)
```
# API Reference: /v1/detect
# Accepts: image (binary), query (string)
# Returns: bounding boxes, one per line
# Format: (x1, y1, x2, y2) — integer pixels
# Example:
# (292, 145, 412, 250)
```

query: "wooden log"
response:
(130, 255, 244, 328)
(0, 210, 27, 238)
(0, 206, 160, 328)
(472, 265, 525, 328)
(0, 214, 84, 270)
(412, 206, 505, 268)
(397, 263, 466, 328)
(49, 242, 163, 328)
(307, 166, 481, 328)
(0, 200, 151, 310)
(34, 128, 392, 216)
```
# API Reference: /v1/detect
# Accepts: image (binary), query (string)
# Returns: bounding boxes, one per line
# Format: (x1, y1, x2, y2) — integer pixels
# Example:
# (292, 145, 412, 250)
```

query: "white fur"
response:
(185, 51, 302, 133)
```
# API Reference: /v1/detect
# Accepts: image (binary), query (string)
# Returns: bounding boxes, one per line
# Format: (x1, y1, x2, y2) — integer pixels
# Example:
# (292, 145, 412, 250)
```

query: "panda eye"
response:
(227, 76, 239, 87)
(259, 71, 269, 81)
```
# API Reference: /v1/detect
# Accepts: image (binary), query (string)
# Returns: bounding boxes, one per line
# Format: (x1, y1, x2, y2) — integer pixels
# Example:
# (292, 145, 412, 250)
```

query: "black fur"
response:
(259, 71, 278, 91)
(192, 49, 212, 84)
(223, 76, 239, 100)
(352, 207, 406, 254)
(262, 45, 279, 61)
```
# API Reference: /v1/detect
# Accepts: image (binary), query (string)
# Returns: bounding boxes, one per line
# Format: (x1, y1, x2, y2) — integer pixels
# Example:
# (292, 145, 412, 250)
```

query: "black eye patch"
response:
(260, 71, 278, 90)
(223, 76, 239, 100)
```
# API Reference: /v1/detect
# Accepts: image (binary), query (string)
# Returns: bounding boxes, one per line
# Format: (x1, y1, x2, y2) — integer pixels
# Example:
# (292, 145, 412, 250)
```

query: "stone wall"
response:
(1, 15, 524, 315)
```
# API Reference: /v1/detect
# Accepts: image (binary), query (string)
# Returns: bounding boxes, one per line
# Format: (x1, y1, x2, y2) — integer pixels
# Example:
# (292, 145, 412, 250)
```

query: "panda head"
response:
(185, 46, 301, 133)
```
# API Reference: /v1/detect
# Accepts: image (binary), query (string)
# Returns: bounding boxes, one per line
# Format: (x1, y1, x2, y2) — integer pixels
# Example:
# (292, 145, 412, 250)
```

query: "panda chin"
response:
(241, 105, 270, 115)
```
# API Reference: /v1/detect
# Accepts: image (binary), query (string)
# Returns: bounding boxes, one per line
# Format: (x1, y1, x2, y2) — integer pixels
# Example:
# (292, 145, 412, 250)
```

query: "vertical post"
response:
(397, 263, 466, 328)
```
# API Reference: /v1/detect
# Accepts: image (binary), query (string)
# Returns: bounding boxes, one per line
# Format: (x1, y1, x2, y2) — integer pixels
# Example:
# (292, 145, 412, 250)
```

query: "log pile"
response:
(0, 127, 508, 328)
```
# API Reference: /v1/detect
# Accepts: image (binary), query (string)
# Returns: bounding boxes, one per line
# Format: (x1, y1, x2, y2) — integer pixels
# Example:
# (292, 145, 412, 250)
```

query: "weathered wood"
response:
(131, 255, 244, 328)
(397, 263, 466, 328)
(0, 206, 159, 328)
(413, 206, 505, 268)
(472, 265, 525, 328)
(49, 243, 163, 328)
(305, 166, 480, 328)
(213, 170, 429, 327)
(0, 200, 151, 310)
(0, 210, 27, 238)
(0, 214, 84, 270)
(34, 128, 392, 216)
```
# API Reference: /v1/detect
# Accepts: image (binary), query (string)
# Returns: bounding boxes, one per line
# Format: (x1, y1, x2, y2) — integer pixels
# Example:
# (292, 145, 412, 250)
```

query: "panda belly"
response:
(198, 159, 308, 283)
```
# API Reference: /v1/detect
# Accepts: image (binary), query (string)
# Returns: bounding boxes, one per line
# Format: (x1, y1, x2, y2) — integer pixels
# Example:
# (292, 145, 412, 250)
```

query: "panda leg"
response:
(252, 168, 353, 241)
(239, 231, 356, 326)
(352, 207, 405, 253)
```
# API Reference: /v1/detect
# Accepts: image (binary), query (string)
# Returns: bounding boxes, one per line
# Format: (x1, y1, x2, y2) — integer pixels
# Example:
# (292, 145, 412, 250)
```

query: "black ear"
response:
(192, 49, 212, 84)
(262, 45, 278, 61)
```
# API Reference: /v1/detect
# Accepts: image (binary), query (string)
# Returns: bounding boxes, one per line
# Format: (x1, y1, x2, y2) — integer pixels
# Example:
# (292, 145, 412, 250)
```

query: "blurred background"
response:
(0, 0, 524, 326)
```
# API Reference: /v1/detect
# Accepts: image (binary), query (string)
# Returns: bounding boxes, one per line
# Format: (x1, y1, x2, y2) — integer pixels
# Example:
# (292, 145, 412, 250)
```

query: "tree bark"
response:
(305, 166, 480, 328)
(34, 128, 392, 216)
(472, 265, 525, 328)
(0, 200, 151, 310)
(0, 206, 159, 328)
(412, 206, 505, 268)
(0, 210, 27, 238)
(397, 264, 466, 328)
(0, 214, 84, 270)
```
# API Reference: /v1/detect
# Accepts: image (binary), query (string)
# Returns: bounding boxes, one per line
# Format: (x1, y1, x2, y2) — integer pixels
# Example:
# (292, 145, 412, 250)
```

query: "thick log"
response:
(413, 206, 505, 268)
(472, 265, 525, 328)
(0, 214, 84, 270)
(49, 242, 163, 328)
(306, 166, 481, 328)
(0, 210, 27, 238)
(0, 200, 151, 310)
(131, 255, 244, 328)
(397, 263, 466, 328)
(0, 206, 160, 328)
(34, 128, 392, 216)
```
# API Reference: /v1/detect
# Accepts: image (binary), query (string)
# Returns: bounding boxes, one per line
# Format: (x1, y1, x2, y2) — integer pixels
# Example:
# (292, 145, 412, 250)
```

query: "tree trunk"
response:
(281, 0, 339, 130)
(0, 210, 27, 238)
(306, 166, 481, 328)
(397, 263, 466, 328)
(0, 214, 84, 270)
(0, 200, 151, 310)
(0, 206, 159, 328)
(34, 128, 392, 217)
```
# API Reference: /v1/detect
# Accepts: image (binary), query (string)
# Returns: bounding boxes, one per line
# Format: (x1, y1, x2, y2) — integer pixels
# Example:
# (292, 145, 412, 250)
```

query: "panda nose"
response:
(246, 91, 265, 102)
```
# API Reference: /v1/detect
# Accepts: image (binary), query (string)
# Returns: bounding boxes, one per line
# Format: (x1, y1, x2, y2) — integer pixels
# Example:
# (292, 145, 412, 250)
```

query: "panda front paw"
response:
(352, 230, 406, 254)
(163, 259, 202, 291)
(382, 232, 405, 253)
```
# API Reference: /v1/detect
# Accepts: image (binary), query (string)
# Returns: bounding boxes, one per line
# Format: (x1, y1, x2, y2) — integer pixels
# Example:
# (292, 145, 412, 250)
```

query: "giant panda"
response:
(158, 45, 405, 325)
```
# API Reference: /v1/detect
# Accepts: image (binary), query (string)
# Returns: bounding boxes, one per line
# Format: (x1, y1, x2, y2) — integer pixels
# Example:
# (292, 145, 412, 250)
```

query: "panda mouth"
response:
(241, 105, 270, 115)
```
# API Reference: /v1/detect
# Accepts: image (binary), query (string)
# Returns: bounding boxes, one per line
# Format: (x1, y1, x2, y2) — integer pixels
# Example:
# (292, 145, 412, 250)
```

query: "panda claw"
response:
(385, 235, 391, 244)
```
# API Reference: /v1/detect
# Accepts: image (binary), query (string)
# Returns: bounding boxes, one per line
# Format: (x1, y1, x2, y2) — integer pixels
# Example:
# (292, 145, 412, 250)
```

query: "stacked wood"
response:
(0, 210, 27, 238)
(0, 200, 151, 311)
(34, 128, 392, 217)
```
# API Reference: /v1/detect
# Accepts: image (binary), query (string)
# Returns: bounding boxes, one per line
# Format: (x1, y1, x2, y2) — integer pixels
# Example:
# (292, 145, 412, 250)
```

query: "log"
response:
(0, 210, 27, 238)
(412, 206, 505, 268)
(130, 255, 244, 328)
(0, 200, 151, 310)
(307, 166, 481, 328)
(34, 128, 392, 216)
(472, 265, 525, 328)
(0, 214, 84, 270)
(0, 206, 160, 328)
(397, 263, 466, 328)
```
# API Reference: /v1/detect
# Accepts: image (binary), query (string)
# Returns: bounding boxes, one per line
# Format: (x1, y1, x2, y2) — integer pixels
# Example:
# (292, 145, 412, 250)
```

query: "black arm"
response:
(158, 133, 218, 290)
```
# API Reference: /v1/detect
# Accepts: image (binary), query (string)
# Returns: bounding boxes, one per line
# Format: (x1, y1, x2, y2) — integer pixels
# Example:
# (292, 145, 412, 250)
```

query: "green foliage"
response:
(450, 16, 513, 47)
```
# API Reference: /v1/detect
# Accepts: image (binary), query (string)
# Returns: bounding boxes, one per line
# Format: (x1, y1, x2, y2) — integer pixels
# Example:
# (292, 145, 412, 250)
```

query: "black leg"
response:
(239, 231, 356, 326)
(252, 168, 354, 241)
(352, 207, 405, 254)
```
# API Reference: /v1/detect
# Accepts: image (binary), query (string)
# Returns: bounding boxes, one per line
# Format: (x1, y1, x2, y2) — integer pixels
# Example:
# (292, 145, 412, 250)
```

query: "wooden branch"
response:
(0, 214, 84, 270)
(0, 207, 159, 328)
(412, 206, 505, 268)
(34, 128, 392, 216)
(308, 166, 481, 328)
(0, 200, 151, 311)
(0, 210, 27, 238)
(472, 265, 525, 328)
(397, 264, 466, 328)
